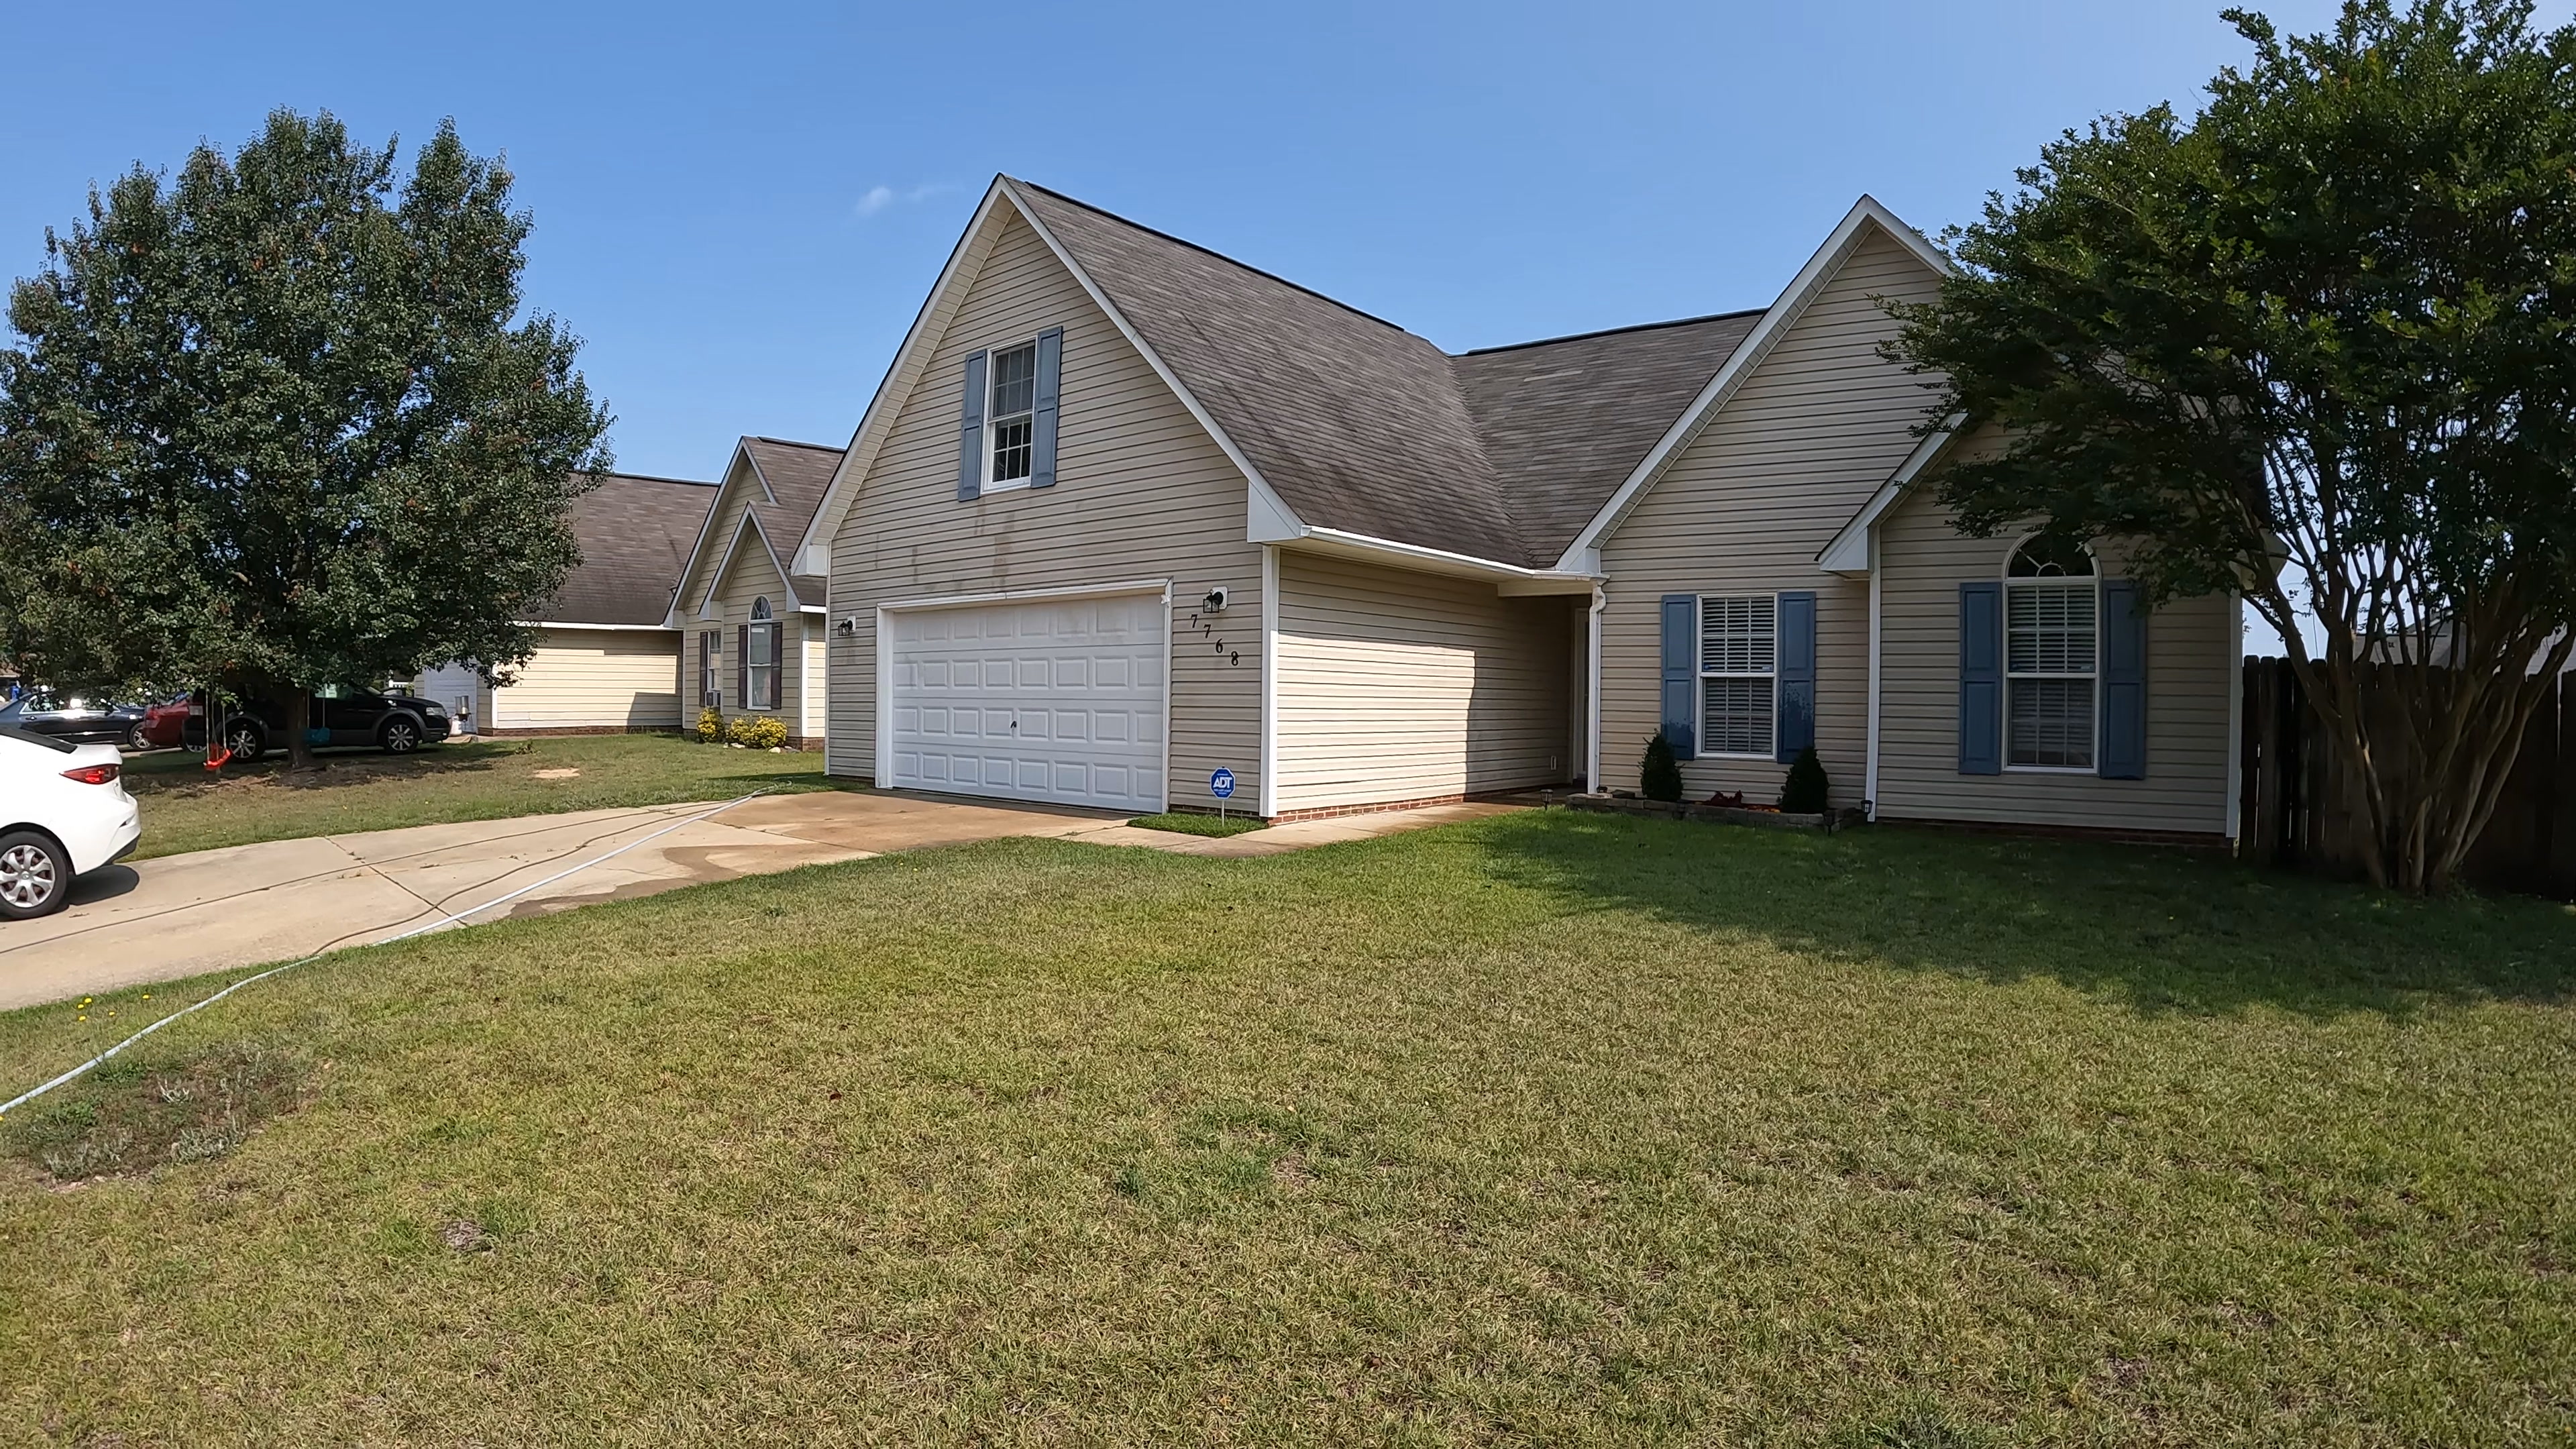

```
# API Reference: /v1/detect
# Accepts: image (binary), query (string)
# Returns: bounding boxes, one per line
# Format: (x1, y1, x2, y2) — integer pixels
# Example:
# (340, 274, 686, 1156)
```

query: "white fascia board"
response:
(513, 621, 682, 632)
(994, 177, 1309, 551)
(661, 439, 759, 627)
(1553, 195, 1954, 572)
(1246, 475, 1303, 543)
(1288, 526, 1600, 592)
(1816, 413, 1966, 576)
(795, 182, 1015, 564)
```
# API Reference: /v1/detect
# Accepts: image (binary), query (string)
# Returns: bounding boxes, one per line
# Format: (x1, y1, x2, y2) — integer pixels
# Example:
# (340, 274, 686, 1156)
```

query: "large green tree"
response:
(0, 109, 611, 768)
(1891, 0, 2576, 892)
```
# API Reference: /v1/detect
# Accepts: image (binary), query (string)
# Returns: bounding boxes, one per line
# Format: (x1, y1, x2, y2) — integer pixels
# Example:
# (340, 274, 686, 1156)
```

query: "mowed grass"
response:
(2, 812, 2571, 1445)
(118, 733, 836, 859)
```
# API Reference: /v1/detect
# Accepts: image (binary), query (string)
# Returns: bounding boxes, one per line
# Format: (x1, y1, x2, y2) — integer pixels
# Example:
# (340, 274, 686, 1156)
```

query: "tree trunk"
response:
(282, 689, 317, 773)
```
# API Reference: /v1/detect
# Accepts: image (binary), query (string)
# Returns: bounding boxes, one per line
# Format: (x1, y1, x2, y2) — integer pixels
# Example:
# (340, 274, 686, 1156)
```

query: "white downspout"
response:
(1586, 584, 1605, 793)
(1865, 525, 1882, 820)
(1259, 545, 1279, 819)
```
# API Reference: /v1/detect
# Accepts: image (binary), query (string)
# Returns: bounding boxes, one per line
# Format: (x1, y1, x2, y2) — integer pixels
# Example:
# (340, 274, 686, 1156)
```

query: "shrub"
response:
(728, 714, 790, 750)
(694, 707, 725, 743)
(1640, 733, 1684, 802)
(1779, 745, 1830, 814)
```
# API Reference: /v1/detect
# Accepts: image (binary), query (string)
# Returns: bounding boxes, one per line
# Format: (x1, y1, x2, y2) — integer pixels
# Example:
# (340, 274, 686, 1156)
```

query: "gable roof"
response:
(1008, 182, 1534, 568)
(668, 436, 843, 622)
(737, 436, 840, 602)
(799, 179, 1939, 578)
(1452, 311, 1768, 564)
(536, 472, 719, 627)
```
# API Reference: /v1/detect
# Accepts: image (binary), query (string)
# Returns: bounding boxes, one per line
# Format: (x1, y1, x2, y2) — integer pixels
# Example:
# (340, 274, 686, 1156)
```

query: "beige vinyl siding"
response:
(824, 209, 1263, 808)
(1598, 225, 1942, 808)
(700, 542, 806, 729)
(800, 623, 828, 741)
(489, 628, 684, 731)
(1273, 550, 1574, 812)
(1874, 487, 2235, 835)
(673, 455, 774, 625)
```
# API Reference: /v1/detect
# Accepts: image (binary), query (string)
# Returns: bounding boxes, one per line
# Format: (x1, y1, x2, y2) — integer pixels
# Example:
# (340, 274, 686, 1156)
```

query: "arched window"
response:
(745, 598, 780, 710)
(2004, 533, 2097, 769)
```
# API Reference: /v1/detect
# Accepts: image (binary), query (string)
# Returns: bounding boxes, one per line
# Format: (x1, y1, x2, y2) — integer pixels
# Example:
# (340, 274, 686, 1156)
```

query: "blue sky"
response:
(0, 0, 2418, 482)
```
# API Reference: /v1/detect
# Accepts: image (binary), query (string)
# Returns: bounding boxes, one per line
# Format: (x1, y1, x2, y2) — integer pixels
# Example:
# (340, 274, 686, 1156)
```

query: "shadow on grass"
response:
(123, 742, 525, 798)
(1477, 808, 2576, 1018)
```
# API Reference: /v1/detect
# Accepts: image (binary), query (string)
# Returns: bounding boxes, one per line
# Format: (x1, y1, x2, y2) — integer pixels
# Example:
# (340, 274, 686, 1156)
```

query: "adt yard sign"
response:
(1210, 767, 1236, 800)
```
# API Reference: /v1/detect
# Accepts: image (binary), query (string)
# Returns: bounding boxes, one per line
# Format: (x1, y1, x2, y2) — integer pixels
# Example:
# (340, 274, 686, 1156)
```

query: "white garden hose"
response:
(1, 790, 769, 1117)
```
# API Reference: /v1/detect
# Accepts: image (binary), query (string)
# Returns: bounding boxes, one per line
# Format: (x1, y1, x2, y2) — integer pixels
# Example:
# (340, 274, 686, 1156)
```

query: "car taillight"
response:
(62, 763, 121, 786)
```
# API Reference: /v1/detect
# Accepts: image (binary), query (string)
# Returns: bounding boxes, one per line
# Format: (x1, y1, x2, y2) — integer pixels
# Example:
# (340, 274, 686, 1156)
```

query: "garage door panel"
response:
(887, 592, 1167, 812)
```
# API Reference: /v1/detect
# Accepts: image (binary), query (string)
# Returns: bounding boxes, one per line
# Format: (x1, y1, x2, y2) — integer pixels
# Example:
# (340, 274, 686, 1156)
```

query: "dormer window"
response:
(987, 341, 1037, 486)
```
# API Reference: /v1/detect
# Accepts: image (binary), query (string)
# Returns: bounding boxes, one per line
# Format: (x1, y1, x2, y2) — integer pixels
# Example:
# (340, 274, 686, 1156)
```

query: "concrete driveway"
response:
(0, 790, 1515, 1010)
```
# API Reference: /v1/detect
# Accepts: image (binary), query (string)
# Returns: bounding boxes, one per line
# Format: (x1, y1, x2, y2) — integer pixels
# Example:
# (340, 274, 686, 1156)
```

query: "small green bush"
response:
(694, 707, 725, 744)
(1640, 733, 1684, 802)
(1780, 745, 1831, 814)
(727, 714, 790, 750)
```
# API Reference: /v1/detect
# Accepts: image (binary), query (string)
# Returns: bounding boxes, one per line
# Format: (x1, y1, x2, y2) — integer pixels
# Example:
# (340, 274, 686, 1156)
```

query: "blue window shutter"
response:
(1030, 327, 1063, 489)
(1958, 582, 2002, 775)
(2099, 579, 2148, 779)
(1659, 594, 1698, 760)
(955, 350, 987, 502)
(1775, 590, 1817, 762)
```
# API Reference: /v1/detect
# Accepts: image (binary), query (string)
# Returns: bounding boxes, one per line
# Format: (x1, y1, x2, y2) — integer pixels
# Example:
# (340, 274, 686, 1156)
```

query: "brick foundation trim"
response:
(1267, 792, 1505, 824)
(1875, 814, 2233, 851)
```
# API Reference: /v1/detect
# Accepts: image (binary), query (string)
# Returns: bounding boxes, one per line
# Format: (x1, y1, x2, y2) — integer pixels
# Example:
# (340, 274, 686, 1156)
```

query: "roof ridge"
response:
(1006, 177, 1415, 335)
(1458, 307, 1768, 358)
(745, 435, 844, 452)
(584, 469, 718, 488)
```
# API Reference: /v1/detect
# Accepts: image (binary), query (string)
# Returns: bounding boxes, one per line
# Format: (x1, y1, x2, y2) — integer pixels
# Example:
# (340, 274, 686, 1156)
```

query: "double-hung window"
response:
(746, 598, 779, 712)
(2004, 535, 2096, 769)
(1699, 594, 1776, 757)
(986, 341, 1037, 488)
(699, 630, 722, 708)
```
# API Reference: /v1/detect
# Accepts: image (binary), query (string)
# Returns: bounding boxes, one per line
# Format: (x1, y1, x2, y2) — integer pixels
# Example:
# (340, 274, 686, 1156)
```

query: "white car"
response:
(0, 723, 142, 920)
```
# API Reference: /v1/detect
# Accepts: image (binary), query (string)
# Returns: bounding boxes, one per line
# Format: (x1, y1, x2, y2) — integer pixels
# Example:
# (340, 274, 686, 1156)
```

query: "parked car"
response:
(0, 690, 147, 748)
(133, 694, 195, 750)
(0, 724, 140, 920)
(181, 684, 453, 763)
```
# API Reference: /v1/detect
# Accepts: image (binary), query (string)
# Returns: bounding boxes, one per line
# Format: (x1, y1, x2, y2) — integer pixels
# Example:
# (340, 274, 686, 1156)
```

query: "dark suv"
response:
(182, 685, 453, 763)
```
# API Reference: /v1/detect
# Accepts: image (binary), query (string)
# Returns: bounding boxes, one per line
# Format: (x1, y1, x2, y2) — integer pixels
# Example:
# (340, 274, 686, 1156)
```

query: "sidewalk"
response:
(0, 792, 1517, 1010)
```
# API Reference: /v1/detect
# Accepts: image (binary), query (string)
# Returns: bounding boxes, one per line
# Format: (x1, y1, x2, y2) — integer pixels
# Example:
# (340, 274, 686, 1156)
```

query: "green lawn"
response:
(1126, 809, 1267, 837)
(3, 813, 2571, 1444)
(117, 733, 837, 859)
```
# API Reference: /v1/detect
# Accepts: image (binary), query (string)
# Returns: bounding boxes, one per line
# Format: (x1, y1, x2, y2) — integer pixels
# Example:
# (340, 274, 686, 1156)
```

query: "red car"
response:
(133, 694, 194, 750)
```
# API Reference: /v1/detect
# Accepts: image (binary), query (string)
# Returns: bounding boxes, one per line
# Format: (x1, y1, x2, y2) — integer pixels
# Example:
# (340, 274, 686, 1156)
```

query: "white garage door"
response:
(886, 590, 1167, 812)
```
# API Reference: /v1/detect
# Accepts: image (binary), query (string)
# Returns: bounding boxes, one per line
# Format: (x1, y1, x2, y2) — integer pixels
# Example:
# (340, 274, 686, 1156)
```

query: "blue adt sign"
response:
(1209, 767, 1236, 800)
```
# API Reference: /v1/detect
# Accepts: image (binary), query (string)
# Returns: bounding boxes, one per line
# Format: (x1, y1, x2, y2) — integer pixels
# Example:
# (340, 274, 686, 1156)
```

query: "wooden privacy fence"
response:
(2239, 657, 2576, 897)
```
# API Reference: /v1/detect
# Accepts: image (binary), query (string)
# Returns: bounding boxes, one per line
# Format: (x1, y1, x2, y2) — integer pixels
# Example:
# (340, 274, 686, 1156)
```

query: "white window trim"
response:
(2002, 534, 2100, 773)
(981, 334, 1040, 494)
(1696, 592, 1780, 761)
(744, 620, 781, 713)
(699, 629, 722, 709)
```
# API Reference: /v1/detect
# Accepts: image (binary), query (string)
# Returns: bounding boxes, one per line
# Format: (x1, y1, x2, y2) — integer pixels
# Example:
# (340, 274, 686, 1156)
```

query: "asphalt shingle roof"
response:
(541, 472, 720, 627)
(738, 437, 843, 603)
(1007, 180, 1766, 570)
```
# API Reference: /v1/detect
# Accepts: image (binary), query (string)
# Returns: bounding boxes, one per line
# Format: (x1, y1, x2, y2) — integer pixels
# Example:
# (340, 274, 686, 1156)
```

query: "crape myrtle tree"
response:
(1889, 0, 2576, 892)
(0, 109, 610, 769)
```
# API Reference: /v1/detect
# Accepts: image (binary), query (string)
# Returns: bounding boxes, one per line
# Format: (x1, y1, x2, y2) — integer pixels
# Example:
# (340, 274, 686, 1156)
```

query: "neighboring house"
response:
(790, 177, 2241, 841)
(411, 471, 718, 735)
(661, 437, 844, 747)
